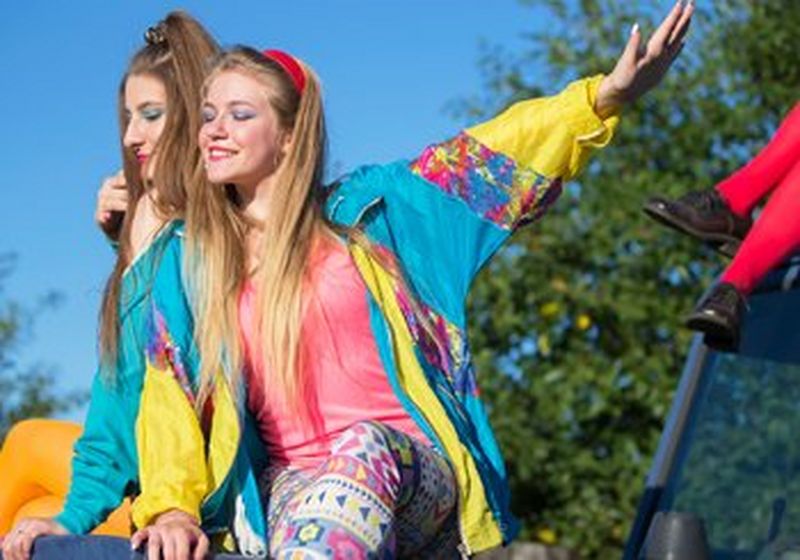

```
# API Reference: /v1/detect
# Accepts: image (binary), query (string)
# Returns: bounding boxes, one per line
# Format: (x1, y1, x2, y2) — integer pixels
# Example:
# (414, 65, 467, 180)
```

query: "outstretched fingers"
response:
(647, 1, 685, 55)
(667, 1, 694, 56)
(621, 23, 644, 68)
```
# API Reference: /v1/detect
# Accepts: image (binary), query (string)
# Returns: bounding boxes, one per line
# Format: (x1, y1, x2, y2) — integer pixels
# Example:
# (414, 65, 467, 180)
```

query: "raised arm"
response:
(328, 2, 693, 328)
(595, 0, 693, 116)
(423, 0, 694, 227)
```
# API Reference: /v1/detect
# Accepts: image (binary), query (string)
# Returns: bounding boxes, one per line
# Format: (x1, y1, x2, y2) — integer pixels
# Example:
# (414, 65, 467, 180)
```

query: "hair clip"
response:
(144, 23, 167, 46)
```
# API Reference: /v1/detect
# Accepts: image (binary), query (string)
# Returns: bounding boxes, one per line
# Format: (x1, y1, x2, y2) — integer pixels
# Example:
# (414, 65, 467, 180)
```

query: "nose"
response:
(123, 118, 144, 149)
(201, 113, 228, 142)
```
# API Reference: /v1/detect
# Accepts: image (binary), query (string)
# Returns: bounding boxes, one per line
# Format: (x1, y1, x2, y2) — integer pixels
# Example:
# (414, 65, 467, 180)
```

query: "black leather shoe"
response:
(685, 282, 746, 352)
(643, 189, 752, 257)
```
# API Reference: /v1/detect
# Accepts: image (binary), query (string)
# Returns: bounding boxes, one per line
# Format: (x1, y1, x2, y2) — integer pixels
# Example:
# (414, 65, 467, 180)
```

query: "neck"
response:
(129, 194, 168, 258)
(145, 181, 162, 204)
(235, 172, 281, 224)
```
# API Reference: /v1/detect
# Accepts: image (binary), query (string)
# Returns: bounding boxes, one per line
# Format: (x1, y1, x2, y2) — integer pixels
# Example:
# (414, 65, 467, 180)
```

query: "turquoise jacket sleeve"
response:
(55, 370, 141, 534)
(327, 75, 619, 329)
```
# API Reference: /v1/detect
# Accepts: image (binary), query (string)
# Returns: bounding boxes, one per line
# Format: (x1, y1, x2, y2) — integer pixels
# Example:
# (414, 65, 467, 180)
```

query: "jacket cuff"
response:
(131, 497, 201, 530)
(54, 508, 86, 535)
(576, 73, 620, 147)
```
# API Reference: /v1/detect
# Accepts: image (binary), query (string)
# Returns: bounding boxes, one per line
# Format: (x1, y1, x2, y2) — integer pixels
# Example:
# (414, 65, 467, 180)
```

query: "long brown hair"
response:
(189, 47, 329, 413)
(99, 12, 219, 377)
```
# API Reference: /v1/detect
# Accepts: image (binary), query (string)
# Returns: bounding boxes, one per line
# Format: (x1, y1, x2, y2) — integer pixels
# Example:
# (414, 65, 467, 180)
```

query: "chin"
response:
(142, 159, 158, 181)
(204, 164, 236, 185)
(207, 172, 236, 184)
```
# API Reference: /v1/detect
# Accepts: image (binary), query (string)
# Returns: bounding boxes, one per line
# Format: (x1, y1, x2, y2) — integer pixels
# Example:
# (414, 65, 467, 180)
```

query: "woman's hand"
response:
(95, 170, 129, 242)
(1, 517, 68, 560)
(130, 509, 209, 560)
(596, 0, 694, 117)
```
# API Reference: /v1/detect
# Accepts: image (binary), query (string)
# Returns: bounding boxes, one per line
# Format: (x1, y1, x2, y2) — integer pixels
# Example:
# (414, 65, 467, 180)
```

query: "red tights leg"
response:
(721, 159, 800, 294)
(716, 102, 800, 217)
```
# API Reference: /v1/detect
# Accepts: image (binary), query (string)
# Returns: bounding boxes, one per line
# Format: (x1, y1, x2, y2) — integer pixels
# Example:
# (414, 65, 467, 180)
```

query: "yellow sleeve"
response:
(131, 360, 209, 528)
(466, 74, 620, 181)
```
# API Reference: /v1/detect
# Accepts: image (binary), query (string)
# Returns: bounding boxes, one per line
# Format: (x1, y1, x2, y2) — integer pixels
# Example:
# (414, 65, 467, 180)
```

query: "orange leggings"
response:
(0, 419, 130, 537)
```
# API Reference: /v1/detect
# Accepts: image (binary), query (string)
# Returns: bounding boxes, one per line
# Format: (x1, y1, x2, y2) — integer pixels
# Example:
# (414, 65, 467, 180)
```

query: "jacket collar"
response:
(324, 167, 385, 229)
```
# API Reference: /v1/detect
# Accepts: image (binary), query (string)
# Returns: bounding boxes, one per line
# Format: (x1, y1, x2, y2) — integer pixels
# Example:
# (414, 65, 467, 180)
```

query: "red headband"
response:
(262, 49, 306, 95)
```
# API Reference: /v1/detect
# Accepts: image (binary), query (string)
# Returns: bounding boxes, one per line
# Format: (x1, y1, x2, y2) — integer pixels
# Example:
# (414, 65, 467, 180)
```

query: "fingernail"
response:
(631, 22, 639, 35)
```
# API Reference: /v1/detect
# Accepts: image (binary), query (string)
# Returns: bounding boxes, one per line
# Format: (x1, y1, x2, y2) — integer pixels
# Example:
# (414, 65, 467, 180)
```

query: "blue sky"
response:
(0, 1, 547, 421)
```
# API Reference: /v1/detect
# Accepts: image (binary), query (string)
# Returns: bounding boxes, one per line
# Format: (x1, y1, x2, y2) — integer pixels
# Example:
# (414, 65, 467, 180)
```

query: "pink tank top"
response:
(239, 237, 430, 471)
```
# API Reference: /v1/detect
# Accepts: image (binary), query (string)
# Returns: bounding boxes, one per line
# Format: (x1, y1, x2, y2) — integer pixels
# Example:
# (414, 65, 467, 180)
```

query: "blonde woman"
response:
(131, 3, 693, 559)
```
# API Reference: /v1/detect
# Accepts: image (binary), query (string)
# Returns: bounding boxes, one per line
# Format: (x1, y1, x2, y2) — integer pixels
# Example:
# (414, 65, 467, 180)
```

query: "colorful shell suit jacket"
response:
(54, 222, 195, 534)
(132, 74, 620, 557)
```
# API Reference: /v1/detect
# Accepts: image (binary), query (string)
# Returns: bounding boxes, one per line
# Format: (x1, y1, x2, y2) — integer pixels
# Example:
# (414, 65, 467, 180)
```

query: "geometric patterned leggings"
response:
(259, 420, 460, 559)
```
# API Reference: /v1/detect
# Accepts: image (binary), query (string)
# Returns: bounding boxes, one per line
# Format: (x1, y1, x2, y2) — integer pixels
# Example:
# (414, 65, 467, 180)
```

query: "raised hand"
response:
(95, 170, 129, 241)
(596, 0, 694, 116)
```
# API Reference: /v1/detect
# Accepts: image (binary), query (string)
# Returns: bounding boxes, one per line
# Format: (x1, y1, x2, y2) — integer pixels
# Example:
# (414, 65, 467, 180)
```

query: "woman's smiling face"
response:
(199, 69, 289, 190)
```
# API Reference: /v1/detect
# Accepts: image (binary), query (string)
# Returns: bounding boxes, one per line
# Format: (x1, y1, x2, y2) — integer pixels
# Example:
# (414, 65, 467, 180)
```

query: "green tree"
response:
(463, 1, 800, 557)
(0, 254, 85, 442)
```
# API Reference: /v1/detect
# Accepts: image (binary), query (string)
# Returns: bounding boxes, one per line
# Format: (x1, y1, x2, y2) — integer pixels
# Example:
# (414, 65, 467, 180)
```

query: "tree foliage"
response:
(464, 1, 800, 557)
(0, 255, 84, 442)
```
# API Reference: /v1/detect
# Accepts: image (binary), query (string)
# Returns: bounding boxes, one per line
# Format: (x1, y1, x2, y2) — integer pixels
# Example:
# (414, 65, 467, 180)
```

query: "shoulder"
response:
(127, 219, 184, 270)
(324, 161, 429, 226)
(122, 220, 187, 308)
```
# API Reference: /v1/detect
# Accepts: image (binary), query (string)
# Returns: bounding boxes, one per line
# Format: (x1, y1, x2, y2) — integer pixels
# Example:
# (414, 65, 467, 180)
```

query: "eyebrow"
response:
(124, 101, 166, 114)
(203, 99, 258, 108)
(137, 101, 165, 111)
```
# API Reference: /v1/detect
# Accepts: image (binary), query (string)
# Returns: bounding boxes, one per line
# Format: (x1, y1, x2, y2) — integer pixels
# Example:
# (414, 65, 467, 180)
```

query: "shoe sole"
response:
(703, 333, 739, 353)
(685, 311, 739, 352)
(643, 200, 741, 258)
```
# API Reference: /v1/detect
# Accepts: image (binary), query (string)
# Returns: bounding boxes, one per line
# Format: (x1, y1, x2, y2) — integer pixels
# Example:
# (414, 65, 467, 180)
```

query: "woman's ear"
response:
(280, 128, 293, 156)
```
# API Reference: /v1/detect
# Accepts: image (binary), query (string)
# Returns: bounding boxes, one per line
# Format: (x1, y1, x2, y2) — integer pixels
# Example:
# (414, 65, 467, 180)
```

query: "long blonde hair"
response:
(99, 12, 219, 378)
(188, 47, 329, 412)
